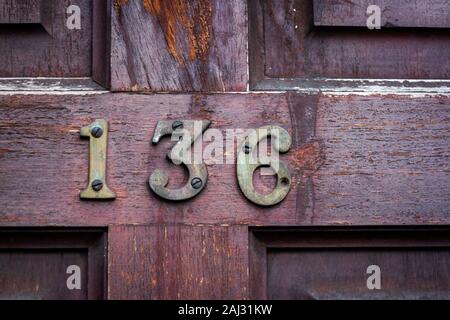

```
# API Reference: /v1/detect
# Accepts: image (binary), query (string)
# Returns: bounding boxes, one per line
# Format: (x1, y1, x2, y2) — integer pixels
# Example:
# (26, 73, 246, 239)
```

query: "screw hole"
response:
(280, 177, 289, 186)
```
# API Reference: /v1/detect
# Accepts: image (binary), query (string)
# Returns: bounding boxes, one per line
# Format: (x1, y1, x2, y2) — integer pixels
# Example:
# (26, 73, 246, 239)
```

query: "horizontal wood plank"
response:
(314, 0, 450, 28)
(0, 93, 448, 226)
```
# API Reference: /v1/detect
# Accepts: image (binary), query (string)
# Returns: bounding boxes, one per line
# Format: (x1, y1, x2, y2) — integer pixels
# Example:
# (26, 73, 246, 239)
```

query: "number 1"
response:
(80, 119, 116, 200)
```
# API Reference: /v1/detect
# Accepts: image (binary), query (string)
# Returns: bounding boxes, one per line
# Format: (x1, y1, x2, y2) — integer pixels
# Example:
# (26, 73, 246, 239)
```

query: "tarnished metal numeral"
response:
(237, 125, 292, 206)
(79, 119, 116, 200)
(149, 120, 210, 201)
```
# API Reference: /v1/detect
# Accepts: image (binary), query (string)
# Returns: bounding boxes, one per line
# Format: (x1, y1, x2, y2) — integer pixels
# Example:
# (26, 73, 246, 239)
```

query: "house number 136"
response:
(80, 119, 292, 206)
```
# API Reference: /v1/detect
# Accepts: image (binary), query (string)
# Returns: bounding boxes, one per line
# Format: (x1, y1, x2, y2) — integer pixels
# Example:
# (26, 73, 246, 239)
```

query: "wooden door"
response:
(0, 0, 449, 300)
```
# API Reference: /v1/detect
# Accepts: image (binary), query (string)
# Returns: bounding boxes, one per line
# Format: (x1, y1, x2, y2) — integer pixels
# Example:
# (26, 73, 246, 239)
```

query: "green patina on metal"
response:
(237, 125, 292, 206)
(149, 119, 210, 201)
(80, 119, 116, 200)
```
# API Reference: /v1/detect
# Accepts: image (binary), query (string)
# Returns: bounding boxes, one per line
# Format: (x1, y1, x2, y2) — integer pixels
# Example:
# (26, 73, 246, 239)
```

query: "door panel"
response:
(0, 0, 42, 24)
(0, 230, 106, 300)
(314, 0, 450, 28)
(0, 0, 110, 87)
(249, 0, 450, 88)
(0, 0, 92, 77)
(0, 250, 88, 300)
(268, 249, 450, 299)
(250, 228, 450, 300)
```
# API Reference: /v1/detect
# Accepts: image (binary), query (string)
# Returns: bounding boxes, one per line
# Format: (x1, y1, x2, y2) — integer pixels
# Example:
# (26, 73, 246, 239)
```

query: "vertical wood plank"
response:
(111, 0, 248, 92)
(92, 0, 111, 88)
(108, 225, 249, 299)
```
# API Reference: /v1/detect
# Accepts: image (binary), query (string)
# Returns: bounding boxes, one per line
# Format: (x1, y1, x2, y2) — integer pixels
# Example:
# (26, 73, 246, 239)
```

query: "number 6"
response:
(237, 125, 292, 206)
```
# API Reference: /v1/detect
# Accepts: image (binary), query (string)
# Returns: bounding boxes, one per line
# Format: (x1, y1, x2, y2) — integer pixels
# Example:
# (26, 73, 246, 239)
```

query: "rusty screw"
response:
(91, 126, 103, 138)
(243, 143, 251, 154)
(191, 177, 203, 190)
(91, 179, 104, 192)
(172, 120, 183, 130)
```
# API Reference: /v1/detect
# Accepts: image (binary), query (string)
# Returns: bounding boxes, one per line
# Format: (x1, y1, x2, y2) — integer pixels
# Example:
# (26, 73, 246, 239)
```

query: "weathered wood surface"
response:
(312, 94, 450, 224)
(0, 0, 41, 24)
(0, 0, 93, 77)
(250, 227, 450, 299)
(314, 0, 450, 28)
(0, 78, 105, 91)
(0, 93, 448, 226)
(249, 0, 450, 84)
(108, 225, 248, 299)
(0, 230, 106, 300)
(92, 0, 112, 88)
(111, 0, 248, 92)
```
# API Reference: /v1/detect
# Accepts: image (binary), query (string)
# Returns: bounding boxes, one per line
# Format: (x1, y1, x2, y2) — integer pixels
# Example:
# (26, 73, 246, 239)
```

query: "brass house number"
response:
(80, 119, 116, 200)
(80, 119, 292, 206)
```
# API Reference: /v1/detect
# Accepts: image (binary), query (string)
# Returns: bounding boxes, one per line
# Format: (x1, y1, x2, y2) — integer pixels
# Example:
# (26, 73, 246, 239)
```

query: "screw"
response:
(91, 126, 103, 138)
(243, 143, 251, 154)
(191, 177, 203, 189)
(91, 179, 103, 192)
(172, 120, 183, 130)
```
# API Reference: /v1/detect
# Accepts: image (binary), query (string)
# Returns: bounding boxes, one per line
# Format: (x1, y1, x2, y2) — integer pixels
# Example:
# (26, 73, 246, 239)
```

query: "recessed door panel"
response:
(0, 230, 106, 300)
(249, 0, 450, 88)
(251, 228, 450, 300)
(268, 248, 450, 299)
(0, 250, 88, 300)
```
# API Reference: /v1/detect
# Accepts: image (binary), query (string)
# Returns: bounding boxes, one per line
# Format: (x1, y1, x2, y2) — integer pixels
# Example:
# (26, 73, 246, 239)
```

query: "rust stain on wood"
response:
(110, 0, 247, 91)
(188, 1, 213, 61)
(114, 0, 129, 15)
(289, 141, 324, 175)
(143, 0, 212, 63)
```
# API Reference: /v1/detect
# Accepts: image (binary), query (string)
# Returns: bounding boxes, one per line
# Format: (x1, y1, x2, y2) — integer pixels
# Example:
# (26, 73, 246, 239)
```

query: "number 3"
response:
(149, 120, 210, 201)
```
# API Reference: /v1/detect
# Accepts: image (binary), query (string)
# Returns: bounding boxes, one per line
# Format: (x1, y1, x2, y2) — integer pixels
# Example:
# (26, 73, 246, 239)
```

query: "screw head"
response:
(243, 143, 251, 154)
(172, 120, 183, 130)
(91, 126, 103, 138)
(91, 179, 104, 192)
(191, 177, 203, 190)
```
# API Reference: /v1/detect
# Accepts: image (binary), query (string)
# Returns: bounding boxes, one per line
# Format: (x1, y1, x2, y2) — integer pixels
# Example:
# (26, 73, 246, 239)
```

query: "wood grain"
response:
(312, 94, 450, 225)
(108, 225, 248, 299)
(111, 0, 248, 92)
(92, 0, 112, 88)
(314, 0, 450, 28)
(0, 93, 448, 226)
(249, 0, 450, 86)
(250, 227, 450, 300)
(0, 0, 41, 24)
(0, 0, 92, 77)
(268, 248, 450, 299)
(0, 229, 106, 300)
